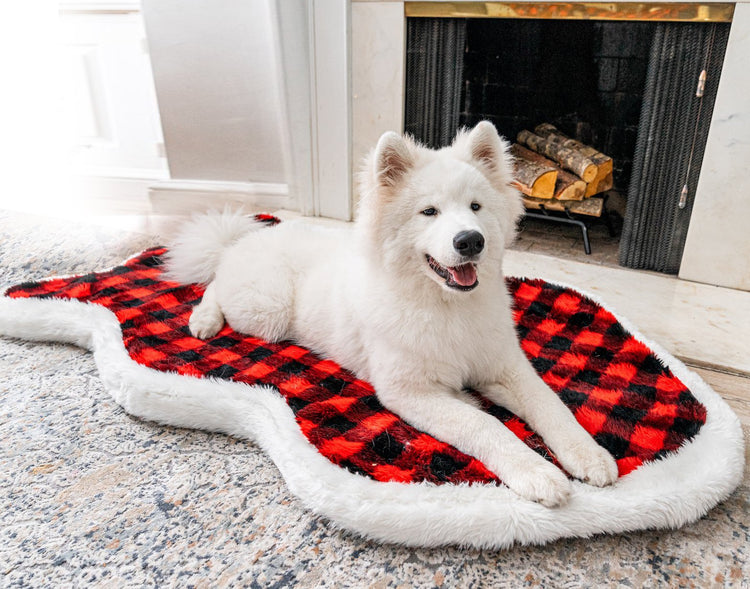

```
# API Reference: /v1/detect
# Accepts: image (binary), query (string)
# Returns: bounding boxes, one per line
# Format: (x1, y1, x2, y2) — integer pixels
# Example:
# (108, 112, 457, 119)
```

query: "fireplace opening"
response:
(405, 14, 730, 274)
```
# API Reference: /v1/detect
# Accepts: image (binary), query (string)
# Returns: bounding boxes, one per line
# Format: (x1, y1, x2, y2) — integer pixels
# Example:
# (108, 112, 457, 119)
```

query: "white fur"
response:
(167, 123, 619, 506)
(0, 283, 743, 548)
(164, 208, 263, 285)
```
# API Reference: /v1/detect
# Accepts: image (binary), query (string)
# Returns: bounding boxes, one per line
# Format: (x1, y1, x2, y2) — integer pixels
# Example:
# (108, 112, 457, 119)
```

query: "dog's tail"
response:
(164, 209, 263, 285)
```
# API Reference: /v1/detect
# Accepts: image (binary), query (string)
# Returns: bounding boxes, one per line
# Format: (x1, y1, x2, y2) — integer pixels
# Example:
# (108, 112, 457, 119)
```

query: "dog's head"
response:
(356, 121, 523, 294)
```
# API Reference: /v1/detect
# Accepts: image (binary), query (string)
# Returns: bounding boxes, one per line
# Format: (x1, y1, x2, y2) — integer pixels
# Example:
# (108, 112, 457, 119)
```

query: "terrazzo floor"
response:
(1, 208, 748, 587)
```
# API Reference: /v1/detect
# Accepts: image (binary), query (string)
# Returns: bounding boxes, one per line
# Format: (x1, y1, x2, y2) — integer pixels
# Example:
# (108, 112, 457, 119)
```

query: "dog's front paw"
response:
(502, 459, 572, 507)
(558, 441, 619, 487)
(189, 309, 224, 340)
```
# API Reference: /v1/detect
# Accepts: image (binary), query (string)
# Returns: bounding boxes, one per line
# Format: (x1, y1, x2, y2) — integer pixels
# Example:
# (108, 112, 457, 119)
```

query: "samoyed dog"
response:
(167, 122, 618, 506)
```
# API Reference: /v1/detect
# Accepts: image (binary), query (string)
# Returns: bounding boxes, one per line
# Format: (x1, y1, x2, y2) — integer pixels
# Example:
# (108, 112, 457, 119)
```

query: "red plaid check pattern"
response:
(6, 218, 706, 485)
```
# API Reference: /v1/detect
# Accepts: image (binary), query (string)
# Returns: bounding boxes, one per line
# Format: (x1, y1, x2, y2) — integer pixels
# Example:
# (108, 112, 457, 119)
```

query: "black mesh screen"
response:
(404, 18, 466, 148)
(619, 22, 730, 273)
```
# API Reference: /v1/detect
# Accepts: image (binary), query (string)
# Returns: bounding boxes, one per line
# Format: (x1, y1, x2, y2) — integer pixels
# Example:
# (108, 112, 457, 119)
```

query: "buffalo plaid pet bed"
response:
(0, 224, 743, 548)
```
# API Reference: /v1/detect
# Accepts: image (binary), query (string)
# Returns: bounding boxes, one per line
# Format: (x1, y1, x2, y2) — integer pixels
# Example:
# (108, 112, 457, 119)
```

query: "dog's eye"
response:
(421, 207, 438, 216)
(471, 202, 481, 212)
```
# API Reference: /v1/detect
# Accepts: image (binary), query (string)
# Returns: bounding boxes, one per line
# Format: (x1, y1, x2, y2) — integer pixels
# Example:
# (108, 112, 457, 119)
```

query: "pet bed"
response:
(0, 219, 743, 548)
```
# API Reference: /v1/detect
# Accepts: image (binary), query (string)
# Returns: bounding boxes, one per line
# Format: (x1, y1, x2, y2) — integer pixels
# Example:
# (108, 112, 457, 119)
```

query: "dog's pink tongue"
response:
(448, 264, 477, 286)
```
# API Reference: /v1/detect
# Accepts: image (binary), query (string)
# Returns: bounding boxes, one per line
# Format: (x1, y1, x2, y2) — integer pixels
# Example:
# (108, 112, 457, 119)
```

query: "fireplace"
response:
(402, 7, 730, 274)
(349, 1, 750, 290)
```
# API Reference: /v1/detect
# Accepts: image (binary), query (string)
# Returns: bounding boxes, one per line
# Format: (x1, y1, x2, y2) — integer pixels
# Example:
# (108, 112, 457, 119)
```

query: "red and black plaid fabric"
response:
(5, 220, 706, 485)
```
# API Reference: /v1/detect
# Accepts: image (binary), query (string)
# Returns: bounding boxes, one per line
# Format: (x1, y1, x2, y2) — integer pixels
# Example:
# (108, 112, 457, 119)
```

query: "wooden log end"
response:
(585, 171, 614, 197)
(511, 169, 557, 199)
(598, 158, 614, 176)
(530, 171, 557, 199)
(581, 163, 598, 183)
(555, 179, 587, 201)
(511, 143, 558, 199)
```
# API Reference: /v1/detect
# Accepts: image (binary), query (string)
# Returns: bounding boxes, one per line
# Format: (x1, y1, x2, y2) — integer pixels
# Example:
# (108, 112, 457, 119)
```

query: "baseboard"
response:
(149, 180, 295, 215)
(69, 174, 164, 216)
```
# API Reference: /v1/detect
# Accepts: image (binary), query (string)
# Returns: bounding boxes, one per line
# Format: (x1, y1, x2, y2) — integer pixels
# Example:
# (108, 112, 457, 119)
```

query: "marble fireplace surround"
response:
(350, 1, 750, 291)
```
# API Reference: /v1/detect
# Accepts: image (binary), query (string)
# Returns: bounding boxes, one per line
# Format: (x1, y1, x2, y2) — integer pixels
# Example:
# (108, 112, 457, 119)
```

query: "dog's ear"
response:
(374, 132, 414, 188)
(462, 121, 516, 193)
(466, 121, 506, 174)
(462, 121, 523, 246)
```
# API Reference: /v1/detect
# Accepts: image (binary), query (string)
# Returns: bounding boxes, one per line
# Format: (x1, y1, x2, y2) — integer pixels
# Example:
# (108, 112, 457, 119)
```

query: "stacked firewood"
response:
(511, 124, 613, 210)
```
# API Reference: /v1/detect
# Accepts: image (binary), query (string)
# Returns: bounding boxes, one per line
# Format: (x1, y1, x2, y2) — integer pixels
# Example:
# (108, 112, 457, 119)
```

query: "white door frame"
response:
(273, 0, 352, 221)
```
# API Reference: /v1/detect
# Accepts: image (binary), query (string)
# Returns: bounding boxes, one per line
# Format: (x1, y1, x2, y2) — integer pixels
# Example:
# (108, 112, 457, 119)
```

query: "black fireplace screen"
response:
(619, 22, 729, 273)
(404, 17, 730, 274)
(405, 19, 466, 148)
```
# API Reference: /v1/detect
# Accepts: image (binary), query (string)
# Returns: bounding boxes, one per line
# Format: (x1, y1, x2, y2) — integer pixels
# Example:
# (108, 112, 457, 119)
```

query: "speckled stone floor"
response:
(1, 209, 748, 587)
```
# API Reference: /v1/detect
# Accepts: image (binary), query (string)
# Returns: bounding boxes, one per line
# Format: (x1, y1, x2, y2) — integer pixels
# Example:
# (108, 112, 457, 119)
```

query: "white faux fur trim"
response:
(0, 284, 744, 549)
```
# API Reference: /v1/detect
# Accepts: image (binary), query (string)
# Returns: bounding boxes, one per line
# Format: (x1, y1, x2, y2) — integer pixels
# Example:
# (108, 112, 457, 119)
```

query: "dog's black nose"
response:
(453, 230, 484, 256)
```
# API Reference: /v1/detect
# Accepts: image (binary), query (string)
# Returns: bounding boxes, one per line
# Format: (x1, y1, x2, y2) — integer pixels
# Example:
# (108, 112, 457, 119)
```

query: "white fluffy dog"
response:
(167, 122, 618, 506)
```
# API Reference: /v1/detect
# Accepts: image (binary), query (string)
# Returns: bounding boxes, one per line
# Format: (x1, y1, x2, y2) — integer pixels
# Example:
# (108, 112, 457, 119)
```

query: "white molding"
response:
(269, 1, 316, 217)
(308, 0, 353, 220)
(267, 0, 353, 221)
(67, 174, 158, 216)
(148, 179, 294, 215)
(59, 1, 141, 14)
(75, 166, 168, 180)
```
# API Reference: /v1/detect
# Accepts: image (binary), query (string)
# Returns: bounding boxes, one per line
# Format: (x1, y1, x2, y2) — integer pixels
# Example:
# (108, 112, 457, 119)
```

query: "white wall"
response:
(142, 0, 286, 185)
(351, 1, 404, 206)
(679, 3, 750, 292)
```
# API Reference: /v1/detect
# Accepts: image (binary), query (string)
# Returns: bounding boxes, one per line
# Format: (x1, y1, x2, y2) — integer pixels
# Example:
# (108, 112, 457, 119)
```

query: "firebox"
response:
(403, 3, 731, 274)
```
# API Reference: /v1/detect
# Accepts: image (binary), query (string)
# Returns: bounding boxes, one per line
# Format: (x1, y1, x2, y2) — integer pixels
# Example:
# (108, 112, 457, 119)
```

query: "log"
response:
(517, 129, 598, 183)
(509, 144, 557, 199)
(511, 144, 584, 200)
(523, 195, 605, 218)
(584, 170, 613, 197)
(553, 167, 587, 201)
(534, 123, 614, 196)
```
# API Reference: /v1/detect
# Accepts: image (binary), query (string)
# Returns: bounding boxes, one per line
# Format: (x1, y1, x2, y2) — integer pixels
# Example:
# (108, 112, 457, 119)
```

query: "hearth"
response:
(404, 7, 730, 274)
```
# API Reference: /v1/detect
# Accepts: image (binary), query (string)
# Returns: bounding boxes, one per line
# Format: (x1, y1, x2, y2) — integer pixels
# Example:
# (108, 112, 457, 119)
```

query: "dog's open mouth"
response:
(426, 254, 478, 291)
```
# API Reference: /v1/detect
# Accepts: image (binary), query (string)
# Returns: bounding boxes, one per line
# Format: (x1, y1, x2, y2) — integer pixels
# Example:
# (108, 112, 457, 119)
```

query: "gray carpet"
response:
(1, 209, 748, 587)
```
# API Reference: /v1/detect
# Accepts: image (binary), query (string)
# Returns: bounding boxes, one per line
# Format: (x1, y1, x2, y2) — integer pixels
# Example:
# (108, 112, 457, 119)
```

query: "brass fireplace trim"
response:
(404, 2, 735, 22)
